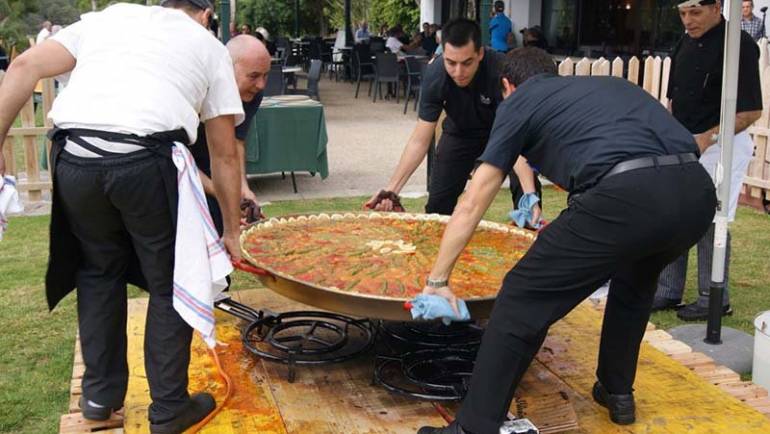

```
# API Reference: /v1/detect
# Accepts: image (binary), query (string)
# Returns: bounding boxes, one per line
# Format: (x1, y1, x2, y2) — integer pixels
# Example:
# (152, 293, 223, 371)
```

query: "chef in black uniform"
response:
(418, 47, 717, 434)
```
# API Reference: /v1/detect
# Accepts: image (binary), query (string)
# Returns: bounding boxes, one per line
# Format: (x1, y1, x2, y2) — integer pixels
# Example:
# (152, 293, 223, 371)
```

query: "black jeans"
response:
(425, 133, 542, 215)
(56, 150, 192, 423)
(456, 162, 717, 434)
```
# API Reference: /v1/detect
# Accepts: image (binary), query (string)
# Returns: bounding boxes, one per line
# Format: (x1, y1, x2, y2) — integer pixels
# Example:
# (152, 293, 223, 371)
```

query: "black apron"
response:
(45, 127, 189, 310)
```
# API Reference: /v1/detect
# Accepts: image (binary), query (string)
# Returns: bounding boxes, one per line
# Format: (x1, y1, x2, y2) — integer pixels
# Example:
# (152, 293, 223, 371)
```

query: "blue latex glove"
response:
(509, 192, 542, 229)
(409, 294, 471, 325)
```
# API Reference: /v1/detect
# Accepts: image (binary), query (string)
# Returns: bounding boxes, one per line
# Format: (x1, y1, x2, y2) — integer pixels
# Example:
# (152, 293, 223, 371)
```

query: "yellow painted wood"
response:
(123, 297, 286, 434)
(536, 302, 770, 433)
(120, 291, 770, 434)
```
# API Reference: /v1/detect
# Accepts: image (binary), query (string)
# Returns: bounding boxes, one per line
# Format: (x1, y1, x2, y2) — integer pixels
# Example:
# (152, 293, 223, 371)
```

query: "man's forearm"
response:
(385, 120, 437, 193)
(0, 60, 45, 144)
(211, 154, 241, 234)
(512, 157, 536, 194)
(429, 164, 505, 281)
(206, 116, 241, 237)
(0, 40, 76, 145)
(697, 110, 762, 152)
(199, 170, 215, 196)
(235, 138, 249, 188)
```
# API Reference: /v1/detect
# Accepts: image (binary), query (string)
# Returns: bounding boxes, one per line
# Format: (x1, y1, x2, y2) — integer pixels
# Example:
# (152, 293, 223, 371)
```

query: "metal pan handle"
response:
(231, 260, 273, 277)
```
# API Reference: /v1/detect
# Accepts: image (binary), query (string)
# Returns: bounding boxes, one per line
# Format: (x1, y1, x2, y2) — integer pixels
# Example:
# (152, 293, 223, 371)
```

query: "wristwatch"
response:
(426, 277, 449, 288)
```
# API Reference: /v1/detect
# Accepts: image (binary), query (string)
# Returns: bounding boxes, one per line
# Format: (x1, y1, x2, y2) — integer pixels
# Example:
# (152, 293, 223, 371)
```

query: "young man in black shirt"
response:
(365, 19, 540, 220)
(418, 48, 716, 434)
(189, 34, 270, 234)
(653, 0, 762, 320)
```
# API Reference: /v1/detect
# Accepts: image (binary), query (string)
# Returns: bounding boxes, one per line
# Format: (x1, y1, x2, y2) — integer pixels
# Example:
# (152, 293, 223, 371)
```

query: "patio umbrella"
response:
(706, 0, 742, 344)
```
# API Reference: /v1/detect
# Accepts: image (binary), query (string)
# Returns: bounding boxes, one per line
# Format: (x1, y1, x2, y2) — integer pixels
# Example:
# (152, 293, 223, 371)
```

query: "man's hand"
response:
(422, 285, 461, 317)
(364, 190, 404, 212)
(694, 132, 715, 154)
(365, 190, 395, 211)
(223, 231, 242, 263)
(531, 203, 542, 226)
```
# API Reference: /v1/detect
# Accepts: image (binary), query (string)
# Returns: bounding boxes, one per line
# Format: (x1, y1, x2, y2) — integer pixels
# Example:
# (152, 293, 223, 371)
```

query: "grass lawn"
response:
(1, 187, 768, 433)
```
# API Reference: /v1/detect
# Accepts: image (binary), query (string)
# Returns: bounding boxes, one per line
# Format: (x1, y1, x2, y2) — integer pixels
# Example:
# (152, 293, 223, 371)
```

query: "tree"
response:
(368, 0, 419, 34)
(0, 0, 38, 51)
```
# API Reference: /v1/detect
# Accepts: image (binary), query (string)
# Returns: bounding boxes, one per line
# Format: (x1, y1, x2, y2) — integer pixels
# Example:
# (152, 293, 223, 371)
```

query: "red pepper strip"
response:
(231, 260, 272, 277)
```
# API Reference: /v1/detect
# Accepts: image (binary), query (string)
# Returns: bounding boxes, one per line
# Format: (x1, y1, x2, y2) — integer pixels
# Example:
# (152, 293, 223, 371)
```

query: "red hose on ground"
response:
(432, 402, 455, 424)
(189, 343, 233, 433)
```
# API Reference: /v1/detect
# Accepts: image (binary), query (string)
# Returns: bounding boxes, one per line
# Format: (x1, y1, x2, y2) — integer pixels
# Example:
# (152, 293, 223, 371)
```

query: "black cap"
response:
(677, 0, 717, 8)
(160, 0, 213, 10)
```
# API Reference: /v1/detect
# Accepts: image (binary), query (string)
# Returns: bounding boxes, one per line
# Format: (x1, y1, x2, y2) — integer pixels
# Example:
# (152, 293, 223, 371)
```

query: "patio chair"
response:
(403, 56, 425, 114)
(287, 59, 322, 100)
(353, 44, 375, 99)
(369, 37, 385, 53)
(372, 53, 399, 104)
(264, 64, 285, 96)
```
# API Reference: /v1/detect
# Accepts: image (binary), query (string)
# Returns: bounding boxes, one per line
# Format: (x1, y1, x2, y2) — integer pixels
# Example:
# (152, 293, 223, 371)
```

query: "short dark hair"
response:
(442, 18, 482, 51)
(160, 0, 212, 11)
(494, 1, 505, 12)
(500, 47, 557, 87)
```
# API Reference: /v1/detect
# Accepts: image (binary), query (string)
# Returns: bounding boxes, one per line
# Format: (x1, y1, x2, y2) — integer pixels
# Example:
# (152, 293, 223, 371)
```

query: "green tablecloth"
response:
(244, 100, 329, 179)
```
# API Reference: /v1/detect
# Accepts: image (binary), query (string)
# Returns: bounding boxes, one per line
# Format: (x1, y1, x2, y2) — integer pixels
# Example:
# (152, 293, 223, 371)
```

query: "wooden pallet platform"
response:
(590, 298, 770, 419)
(60, 289, 770, 433)
(60, 333, 125, 434)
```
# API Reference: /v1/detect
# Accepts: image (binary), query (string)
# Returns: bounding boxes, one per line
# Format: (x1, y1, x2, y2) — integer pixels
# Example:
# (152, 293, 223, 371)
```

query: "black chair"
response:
(369, 37, 386, 53)
(263, 64, 285, 96)
(288, 59, 322, 100)
(404, 47, 426, 56)
(403, 56, 425, 114)
(353, 44, 375, 98)
(372, 53, 400, 103)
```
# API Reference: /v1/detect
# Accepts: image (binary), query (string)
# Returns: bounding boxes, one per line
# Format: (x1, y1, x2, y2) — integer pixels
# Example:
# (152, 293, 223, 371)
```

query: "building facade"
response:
(421, 0, 770, 58)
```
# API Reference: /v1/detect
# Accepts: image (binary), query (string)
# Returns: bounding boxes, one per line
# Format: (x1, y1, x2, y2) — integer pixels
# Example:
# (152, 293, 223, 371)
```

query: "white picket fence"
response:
(556, 40, 770, 203)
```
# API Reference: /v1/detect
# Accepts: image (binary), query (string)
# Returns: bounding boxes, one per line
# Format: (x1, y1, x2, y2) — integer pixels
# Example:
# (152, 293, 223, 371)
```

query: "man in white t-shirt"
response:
(386, 28, 405, 54)
(35, 20, 52, 44)
(0, 1, 243, 432)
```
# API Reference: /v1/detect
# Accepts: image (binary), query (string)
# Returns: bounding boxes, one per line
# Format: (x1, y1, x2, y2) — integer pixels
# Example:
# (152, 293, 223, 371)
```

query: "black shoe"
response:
(417, 421, 468, 434)
(149, 393, 216, 434)
(79, 396, 121, 421)
(650, 297, 683, 312)
(592, 381, 635, 425)
(676, 302, 732, 322)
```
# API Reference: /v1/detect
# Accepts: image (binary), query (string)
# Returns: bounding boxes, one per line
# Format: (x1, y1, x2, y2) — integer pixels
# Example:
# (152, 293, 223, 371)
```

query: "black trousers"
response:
(425, 133, 542, 215)
(456, 162, 717, 434)
(56, 150, 192, 423)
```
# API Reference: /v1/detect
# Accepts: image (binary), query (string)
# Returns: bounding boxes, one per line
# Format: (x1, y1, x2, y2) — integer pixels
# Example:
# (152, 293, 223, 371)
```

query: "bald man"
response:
(190, 34, 271, 234)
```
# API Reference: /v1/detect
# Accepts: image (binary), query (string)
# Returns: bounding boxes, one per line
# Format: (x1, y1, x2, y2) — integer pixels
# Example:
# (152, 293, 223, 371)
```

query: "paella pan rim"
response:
(239, 211, 535, 320)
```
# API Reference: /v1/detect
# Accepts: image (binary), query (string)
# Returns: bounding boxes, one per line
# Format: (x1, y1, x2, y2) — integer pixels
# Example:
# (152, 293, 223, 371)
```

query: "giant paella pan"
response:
(238, 212, 535, 320)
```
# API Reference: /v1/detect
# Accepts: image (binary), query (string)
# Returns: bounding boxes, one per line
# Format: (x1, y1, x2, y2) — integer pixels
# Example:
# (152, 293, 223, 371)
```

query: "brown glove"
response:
(240, 199, 265, 224)
(365, 190, 405, 212)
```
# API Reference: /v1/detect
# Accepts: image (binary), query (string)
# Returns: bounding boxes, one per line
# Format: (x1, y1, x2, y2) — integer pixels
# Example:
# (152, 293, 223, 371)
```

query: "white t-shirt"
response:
(48, 4, 244, 148)
(386, 36, 403, 54)
(36, 28, 51, 45)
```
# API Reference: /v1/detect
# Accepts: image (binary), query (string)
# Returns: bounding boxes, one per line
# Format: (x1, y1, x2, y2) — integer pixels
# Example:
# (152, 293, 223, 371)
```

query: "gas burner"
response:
(379, 320, 484, 350)
(374, 348, 477, 401)
(242, 310, 374, 382)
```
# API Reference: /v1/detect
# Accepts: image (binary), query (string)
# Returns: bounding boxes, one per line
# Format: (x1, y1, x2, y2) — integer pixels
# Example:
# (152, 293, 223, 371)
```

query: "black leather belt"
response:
(604, 153, 698, 180)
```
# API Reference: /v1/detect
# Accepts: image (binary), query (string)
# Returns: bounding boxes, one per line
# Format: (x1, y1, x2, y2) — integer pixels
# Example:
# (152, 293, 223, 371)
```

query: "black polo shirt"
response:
(190, 92, 263, 177)
(419, 50, 504, 140)
(667, 18, 762, 134)
(479, 74, 699, 193)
